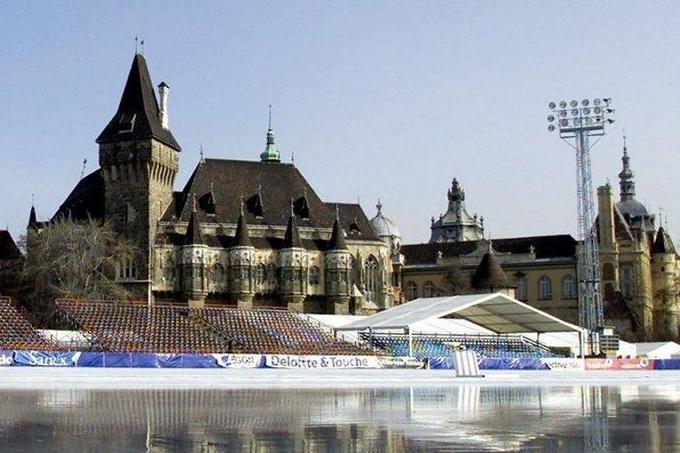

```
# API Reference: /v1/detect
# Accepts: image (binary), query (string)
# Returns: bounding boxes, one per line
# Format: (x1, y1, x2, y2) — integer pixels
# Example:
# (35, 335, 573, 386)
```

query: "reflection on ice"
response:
(1, 383, 679, 451)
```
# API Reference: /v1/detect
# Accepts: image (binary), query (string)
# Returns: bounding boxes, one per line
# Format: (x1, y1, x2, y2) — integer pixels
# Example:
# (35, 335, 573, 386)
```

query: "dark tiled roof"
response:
(161, 159, 379, 242)
(184, 209, 204, 245)
(96, 54, 180, 151)
(328, 217, 348, 250)
(402, 235, 576, 265)
(52, 170, 105, 222)
(283, 214, 302, 248)
(234, 211, 253, 247)
(471, 250, 512, 290)
(652, 227, 676, 255)
(0, 231, 22, 260)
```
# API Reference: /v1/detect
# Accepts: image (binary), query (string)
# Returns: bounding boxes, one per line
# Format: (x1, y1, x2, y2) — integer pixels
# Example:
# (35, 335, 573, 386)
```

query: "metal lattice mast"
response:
(547, 98, 614, 338)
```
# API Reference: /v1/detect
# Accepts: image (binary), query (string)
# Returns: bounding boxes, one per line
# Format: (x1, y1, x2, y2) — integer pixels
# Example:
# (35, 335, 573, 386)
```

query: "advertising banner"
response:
(427, 357, 455, 369)
(585, 358, 654, 370)
(213, 354, 264, 368)
(76, 352, 105, 367)
(13, 351, 80, 367)
(0, 351, 12, 366)
(129, 353, 159, 368)
(542, 358, 585, 371)
(652, 359, 680, 370)
(102, 352, 132, 368)
(264, 354, 381, 369)
(158, 354, 219, 368)
(478, 357, 549, 370)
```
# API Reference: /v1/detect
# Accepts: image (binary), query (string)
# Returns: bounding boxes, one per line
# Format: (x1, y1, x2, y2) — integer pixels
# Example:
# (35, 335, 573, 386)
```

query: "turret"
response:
(180, 197, 207, 307)
(279, 204, 308, 311)
(471, 241, 514, 297)
(260, 105, 281, 163)
(651, 227, 679, 339)
(325, 208, 352, 314)
(229, 201, 255, 309)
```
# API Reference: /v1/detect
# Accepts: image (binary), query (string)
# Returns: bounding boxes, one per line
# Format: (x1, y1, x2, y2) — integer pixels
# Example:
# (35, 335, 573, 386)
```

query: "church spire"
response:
(260, 105, 281, 163)
(283, 200, 302, 248)
(234, 198, 253, 247)
(618, 135, 636, 201)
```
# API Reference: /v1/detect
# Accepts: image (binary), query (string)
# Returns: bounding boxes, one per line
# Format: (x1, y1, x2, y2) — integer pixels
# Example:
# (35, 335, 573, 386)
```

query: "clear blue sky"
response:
(2, 2, 680, 245)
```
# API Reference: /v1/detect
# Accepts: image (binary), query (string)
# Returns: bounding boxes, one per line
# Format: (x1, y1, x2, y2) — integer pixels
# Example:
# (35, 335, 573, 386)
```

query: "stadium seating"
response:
(54, 300, 372, 355)
(0, 297, 57, 351)
(360, 332, 559, 359)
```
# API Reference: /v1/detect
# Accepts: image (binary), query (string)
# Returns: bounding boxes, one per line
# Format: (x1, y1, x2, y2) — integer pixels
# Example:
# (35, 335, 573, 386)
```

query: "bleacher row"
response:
(54, 300, 373, 355)
(360, 333, 558, 359)
(0, 297, 57, 351)
(0, 297, 558, 359)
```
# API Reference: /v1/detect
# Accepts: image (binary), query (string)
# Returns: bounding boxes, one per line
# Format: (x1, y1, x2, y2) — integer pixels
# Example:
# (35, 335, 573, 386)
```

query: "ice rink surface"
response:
(0, 367, 679, 389)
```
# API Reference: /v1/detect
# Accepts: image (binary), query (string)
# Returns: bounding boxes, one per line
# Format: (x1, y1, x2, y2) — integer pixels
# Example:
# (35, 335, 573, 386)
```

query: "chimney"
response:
(158, 81, 169, 129)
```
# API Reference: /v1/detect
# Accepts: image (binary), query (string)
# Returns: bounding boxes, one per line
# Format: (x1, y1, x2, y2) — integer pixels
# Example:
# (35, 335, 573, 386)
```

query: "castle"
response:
(32, 53, 398, 314)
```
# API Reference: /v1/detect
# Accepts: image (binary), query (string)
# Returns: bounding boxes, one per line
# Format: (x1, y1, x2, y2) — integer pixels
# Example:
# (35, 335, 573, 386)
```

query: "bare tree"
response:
(19, 217, 136, 325)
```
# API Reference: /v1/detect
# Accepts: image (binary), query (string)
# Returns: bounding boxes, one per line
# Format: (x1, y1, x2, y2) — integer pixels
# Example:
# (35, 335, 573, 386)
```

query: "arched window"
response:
(406, 281, 418, 301)
(309, 266, 320, 285)
(364, 255, 379, 302)
(212, 263, 225, 283)
(515, 275, 528, 301)
(538, 276, 552, 300)
(561, 275, 576, 300)
(423, 280, 435, 298)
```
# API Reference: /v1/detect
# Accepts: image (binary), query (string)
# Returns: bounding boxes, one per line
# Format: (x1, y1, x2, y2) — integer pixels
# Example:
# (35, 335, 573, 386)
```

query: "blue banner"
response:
(102, 353, 131, 368)
(478, 357, 548, 370)
(427, 357, 455, 369)
(157, 354, 220, 368)
(653, 359, 680, 370)
(76, 352, 105, 367)
(13, 351, 80, 367)
(129, 353, 158, 368)
(0, 350, 12, 366)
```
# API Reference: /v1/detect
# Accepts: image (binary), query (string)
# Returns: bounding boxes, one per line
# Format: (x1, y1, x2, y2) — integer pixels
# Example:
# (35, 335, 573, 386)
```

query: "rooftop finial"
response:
(268, 104, 272, 131)
(200, 144, 205, 163)
(239, 196, 245, 216)
(618, 133, 635, 201)
(290, 198, 295, 218)
(335, 203, 340, 221)
(80, 158, 88, 180)
(260, 105, 280, 162)
(376, 199, 383, 215)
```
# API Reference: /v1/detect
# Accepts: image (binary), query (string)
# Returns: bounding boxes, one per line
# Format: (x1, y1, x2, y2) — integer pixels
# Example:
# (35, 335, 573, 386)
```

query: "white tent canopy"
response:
(340, 293, 585, 335)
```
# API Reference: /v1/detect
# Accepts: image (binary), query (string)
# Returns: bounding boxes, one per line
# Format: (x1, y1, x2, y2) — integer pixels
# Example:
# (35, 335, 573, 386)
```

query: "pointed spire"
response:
(28, 204, 37, 229)
(234, 198, 253, 247)
(376, 199, 383, 215)
(185, 195, 204, 245)
(329, 205, 348, 250)
(471, 240, 511, 291)
(618, 134, 636, 201)
(97, 53, 180, 150)
(284, 200, 302, 248)
(260, 104, 281, 162)
(652, 226, 676, 255)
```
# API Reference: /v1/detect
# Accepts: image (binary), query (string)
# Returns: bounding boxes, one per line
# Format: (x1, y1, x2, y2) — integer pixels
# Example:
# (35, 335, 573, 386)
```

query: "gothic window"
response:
(423, 280, 435, 298)
(406, 281, 418, 301)
(256, 264, 266, 285)
(163, 262, 175, 283)
(364, 255, 379, 303)
(515, 275, 528, 301)
(621, 267, 633, 299)
(309, 266, 320, 285)
(561, 275, 577, 300)
(119, 259, 137, 280)
(538, 276, 552, 300)
(212, 263, 225, 283)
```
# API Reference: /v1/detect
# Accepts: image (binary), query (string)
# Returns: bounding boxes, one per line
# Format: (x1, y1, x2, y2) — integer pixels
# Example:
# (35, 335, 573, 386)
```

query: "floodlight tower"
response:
(547, 98, 615, 352)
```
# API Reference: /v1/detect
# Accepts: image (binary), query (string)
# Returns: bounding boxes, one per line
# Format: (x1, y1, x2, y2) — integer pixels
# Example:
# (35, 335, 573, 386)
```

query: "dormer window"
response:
(349, 222, 361, 235)
(247, 193, 264, 219)
(294, 195, 310, 220)
(118, 113, 136, 133)
(200, 191, 216, 216)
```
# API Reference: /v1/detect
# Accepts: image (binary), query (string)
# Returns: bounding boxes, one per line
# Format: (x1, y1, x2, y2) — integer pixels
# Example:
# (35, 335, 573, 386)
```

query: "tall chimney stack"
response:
(158, 81, 169, 129)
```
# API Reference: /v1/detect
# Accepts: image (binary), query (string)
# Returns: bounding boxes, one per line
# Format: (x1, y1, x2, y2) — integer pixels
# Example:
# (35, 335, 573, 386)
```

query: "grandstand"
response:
(360, 333, 558, 360)
(54, 300, 373, 355)
(0, 297, 57, 351)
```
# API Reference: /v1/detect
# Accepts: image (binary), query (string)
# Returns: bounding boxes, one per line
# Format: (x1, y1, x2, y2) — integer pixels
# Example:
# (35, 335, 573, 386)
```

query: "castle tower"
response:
(279, 206, 308, 311)
(97, 53, 181, 298)
(325, 209, 352, 314)
(651, 227, 679, 339)
(597, 184, 621, 302)
(229, 203, 255, 309)
(180, 199, 207, 307)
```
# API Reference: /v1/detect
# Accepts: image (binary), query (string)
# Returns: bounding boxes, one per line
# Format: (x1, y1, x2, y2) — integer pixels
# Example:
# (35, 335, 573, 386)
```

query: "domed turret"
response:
(370, 200, 401, 250)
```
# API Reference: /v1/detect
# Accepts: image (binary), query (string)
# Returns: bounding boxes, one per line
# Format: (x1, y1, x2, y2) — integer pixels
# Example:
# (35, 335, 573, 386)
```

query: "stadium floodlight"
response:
(547, 97, 615, 355)
(548, 102, 556, 109)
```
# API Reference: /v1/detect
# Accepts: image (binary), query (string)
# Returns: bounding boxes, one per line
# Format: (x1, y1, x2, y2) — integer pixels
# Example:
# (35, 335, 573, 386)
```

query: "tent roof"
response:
(341, 293, 585, 334)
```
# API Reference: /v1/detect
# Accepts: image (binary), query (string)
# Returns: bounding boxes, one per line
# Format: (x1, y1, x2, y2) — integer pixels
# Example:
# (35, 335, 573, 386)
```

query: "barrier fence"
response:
(1, 351, 679, 370)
